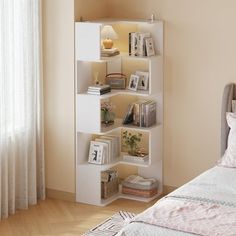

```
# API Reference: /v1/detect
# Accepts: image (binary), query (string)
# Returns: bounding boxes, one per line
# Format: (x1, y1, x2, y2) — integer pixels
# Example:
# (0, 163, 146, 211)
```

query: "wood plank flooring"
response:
(0, 198, 156, 236)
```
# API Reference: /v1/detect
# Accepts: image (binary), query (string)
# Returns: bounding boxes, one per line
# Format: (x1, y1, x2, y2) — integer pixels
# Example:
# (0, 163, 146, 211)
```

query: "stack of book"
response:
(123, 100, 156, 127)
(87, 84, 111, 95)
(121, 175, 158, 198)
(101, 48, 120, 57)
(101, 170, 119, 199)
(129, 32, 155, 57)
(88, 135, 120, 165)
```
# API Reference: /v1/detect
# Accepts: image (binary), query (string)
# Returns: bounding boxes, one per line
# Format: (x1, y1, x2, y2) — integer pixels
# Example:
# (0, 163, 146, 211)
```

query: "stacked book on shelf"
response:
(123, 100, 156, 127)
(129, 32, 155, 57)
(101, 170, 119, 199)
(101, 48, 120, 57)
(121, 175, 158, 198)
(87, 84, 111, 95)
(88, 135, 120, 165)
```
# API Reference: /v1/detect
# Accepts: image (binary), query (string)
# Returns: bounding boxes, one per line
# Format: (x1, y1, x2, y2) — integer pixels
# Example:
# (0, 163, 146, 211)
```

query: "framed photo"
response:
(145, 37, 155, 56)
(128, 74, 139, 91)
(136, 71, 149, 90)
(88, 141, 104, 164)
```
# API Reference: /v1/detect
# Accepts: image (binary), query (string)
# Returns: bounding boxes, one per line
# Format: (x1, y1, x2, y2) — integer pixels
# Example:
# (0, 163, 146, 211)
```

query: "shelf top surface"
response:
(76, 18, 163, 25)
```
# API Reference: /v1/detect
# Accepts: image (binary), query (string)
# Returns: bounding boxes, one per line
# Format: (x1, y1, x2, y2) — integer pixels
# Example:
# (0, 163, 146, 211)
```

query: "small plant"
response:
(101, 101, 115, 125)
(122, 131, 142, 156)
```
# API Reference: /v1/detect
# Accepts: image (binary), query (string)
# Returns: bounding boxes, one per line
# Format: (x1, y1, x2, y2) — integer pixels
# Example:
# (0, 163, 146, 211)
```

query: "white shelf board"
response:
(88, 18, 163, 24)
(78, 160, 120, 171)
(119, 159, 149, 167)
(100, 193, 120, 206)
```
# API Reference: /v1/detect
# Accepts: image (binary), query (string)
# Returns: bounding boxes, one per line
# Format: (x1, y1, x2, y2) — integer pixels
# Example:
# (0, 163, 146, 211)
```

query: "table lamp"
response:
(101, 25, 118, 49)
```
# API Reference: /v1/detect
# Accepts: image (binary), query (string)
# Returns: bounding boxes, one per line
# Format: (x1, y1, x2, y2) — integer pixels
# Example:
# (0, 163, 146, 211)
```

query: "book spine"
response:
(129, 32, 132, 56)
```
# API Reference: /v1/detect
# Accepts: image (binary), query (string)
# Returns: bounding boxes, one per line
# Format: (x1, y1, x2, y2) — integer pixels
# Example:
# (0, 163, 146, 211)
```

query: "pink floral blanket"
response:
(133, 198, 236, 236)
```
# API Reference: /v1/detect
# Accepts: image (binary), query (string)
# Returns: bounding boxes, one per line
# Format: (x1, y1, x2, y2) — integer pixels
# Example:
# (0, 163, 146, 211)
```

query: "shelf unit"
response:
(75, 19, 163, 206)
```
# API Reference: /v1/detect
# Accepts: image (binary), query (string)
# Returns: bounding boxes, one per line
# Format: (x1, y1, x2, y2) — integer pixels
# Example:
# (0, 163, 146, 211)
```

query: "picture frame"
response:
(88, 141, 104, 164)
(145, 37, 155, 56)
(128, 74, 139, 91)
(135, 71, 149, 90)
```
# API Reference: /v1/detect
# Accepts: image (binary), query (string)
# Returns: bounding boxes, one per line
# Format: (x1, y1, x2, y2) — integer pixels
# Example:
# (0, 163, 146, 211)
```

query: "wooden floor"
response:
(0, 198, 156, 236)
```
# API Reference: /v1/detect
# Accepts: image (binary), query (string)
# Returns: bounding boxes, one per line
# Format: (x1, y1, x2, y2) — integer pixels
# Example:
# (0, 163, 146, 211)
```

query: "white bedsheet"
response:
(117, 166, 236, 236)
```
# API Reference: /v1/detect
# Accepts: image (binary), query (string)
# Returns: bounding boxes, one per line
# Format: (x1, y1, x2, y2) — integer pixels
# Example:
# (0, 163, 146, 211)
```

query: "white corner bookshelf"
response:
(75, 19, 163, 206)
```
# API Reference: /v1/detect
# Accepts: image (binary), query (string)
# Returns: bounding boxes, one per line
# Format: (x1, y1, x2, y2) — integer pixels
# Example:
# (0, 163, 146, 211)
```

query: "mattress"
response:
(117, 166, 236, 236)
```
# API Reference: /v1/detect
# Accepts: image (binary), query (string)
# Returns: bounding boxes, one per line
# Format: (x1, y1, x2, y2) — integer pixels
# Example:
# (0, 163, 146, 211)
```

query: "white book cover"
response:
(95, 138, 112, 164)
(88, 141, 105, 164)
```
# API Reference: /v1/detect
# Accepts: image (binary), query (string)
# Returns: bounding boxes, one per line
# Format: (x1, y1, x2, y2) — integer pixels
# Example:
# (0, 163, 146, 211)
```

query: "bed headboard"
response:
(221, 83, 236, 156)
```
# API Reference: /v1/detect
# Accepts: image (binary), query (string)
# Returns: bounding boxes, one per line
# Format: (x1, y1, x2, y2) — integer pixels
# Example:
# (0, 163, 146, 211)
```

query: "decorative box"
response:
(101, 178, 119, 199)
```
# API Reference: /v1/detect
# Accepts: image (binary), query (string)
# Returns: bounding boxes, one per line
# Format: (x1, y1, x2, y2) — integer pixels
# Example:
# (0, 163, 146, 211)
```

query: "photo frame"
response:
(128, 74, 139, 91)
(145, 37, 155, 56)
(136, 71, 149, 90)
(88, 141, 104, 164)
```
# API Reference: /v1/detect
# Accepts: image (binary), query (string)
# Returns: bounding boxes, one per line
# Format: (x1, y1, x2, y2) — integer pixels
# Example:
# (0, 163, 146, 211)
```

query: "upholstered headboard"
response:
(221, 83, 236, 156)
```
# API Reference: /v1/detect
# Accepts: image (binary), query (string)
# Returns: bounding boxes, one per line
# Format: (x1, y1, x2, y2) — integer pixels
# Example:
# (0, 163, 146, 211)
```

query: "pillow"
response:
(218, 112, 236, 167)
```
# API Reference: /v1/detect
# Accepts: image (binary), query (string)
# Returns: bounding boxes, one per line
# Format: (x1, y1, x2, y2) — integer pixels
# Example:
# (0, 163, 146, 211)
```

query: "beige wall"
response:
(42, 0, 75, 193)
(108, 0, 236, 187)
(74, 0, 108, 21)
(43, 0, 108, 195)
(43, 0, 236, 196)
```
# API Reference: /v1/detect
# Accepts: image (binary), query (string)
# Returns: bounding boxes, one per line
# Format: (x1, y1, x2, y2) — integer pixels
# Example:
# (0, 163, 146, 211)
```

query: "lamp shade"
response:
(101, 25, 118, 40)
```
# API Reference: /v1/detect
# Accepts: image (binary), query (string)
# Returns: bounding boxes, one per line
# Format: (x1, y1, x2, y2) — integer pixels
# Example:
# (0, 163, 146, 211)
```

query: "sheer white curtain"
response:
(0, 0, 45, 219)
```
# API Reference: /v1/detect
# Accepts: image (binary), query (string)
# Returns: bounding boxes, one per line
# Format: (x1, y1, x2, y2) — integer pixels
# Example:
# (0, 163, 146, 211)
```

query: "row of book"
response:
(88, 135, 120, 165)
(121, 175, 158, 198)
(129, 32, 155, 57)
(87, 84, 111, 95)
(123, 100, 157, 127)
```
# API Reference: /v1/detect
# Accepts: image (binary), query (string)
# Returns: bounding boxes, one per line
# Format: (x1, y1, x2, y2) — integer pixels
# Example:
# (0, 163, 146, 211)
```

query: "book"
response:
(88, 141, 105, 164)
(123, 103, 134, 125)
(129, 32, 139, 56)
(145, 37, 155, 56)
(145, 101, 156, 127)
(101, 48, 120, 57)
(95, 138, 112, 164)
(137, 32, 150, 56)
(87, 88, 111, 95)
(88, 84, 111, 90)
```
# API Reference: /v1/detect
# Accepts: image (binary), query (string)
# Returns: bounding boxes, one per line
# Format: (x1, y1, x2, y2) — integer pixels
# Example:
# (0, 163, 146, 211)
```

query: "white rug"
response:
(82, 211, 136, 236)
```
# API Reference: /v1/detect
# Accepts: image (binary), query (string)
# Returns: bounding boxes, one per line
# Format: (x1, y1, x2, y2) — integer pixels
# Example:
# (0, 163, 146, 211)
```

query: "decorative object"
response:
(88, 141, 105, 165)
(105, 73, 126, 89)
(128, 74, 139, 91)
(101, 25, 118, 49)
(136, 71, 149, 90)
(101, 101, 115, 125)
(83, 211, 136, 236)
(122, 131, 142, 156)
(145, 37, 155, 56)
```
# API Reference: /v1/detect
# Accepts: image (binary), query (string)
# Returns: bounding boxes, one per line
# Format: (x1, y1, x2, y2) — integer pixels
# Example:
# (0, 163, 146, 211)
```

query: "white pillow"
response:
(218, 112, 236, 167)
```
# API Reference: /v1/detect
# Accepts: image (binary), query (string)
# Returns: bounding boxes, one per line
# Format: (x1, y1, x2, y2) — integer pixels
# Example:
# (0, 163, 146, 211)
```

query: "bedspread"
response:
(133, 197, 236, 236)
(117, 166, 236, 236)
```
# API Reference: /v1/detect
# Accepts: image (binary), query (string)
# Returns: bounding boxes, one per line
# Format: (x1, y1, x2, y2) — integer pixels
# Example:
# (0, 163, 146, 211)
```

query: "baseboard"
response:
(163, 185, 177, 195)
(46, 188, 75, 202)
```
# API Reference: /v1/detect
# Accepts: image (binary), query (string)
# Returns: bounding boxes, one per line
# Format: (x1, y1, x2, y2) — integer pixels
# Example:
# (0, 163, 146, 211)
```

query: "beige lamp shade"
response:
(101, 25, 118, 49)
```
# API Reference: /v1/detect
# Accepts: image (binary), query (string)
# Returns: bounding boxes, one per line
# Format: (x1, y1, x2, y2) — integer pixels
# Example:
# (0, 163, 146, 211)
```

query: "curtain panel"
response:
(0, 0, 45, 219)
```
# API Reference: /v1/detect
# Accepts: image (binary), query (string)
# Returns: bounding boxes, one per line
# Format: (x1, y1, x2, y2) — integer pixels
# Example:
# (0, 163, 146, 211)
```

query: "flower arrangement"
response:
(101, 101, 115, 125)
(122, 131, 142, 156)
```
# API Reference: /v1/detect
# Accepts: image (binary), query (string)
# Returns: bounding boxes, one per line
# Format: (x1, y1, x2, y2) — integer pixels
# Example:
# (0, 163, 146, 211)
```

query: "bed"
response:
(117, 83, 236, 236)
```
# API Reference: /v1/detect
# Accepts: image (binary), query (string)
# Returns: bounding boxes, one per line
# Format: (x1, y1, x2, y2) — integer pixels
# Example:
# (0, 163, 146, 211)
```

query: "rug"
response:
(82, 211, 136, 236)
